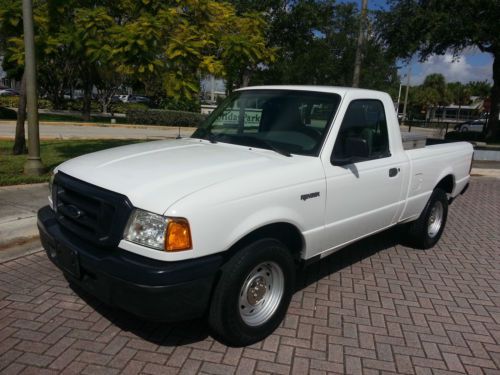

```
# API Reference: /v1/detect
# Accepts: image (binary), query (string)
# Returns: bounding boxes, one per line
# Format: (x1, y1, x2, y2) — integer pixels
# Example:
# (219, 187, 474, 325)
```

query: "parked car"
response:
(119, 94, 151, 104)
(0, 88, 20, 96)
(0, 106, 17, 119)
(63, 91, 84, 100)
(454, 119, 486, 132)
(39, 86, 473, 346)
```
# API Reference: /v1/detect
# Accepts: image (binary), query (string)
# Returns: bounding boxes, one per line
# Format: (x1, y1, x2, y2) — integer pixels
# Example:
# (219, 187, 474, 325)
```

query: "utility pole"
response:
(401, 65, 412, 126)
(352, 0, 368, 88)
(22, 0, 45, 175)
(396, 82, 402, 115)
(210, 75, 215, 103)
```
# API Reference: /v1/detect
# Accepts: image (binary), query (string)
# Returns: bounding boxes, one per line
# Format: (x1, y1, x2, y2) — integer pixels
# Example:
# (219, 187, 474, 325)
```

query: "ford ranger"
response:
(38, 86, 473, 346)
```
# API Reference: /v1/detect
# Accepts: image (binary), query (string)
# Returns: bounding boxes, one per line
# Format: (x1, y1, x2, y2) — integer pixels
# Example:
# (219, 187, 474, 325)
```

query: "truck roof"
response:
(236, 85, 383, 96)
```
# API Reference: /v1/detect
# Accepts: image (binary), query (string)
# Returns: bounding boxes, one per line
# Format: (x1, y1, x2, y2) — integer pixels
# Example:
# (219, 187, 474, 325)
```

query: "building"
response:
(428, 102, 483, 123)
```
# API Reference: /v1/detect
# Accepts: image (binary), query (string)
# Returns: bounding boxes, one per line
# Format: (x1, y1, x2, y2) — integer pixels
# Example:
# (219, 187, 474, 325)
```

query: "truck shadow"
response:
(68, 225, 411, 347)
(296, 225, 409, 291)
(68, 283, 210, 346)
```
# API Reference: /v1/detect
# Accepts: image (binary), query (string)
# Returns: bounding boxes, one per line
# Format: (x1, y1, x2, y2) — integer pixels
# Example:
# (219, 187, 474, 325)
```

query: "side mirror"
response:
(331, 137, 369, 166)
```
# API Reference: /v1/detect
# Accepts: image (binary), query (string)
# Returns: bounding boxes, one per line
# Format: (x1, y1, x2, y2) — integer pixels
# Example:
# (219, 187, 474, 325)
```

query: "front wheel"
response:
(208, 238, 295, 346)
(407, 188, 448, 249)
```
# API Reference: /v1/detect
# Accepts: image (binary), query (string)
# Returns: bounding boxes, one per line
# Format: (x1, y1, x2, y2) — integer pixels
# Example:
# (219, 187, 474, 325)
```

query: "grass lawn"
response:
(0, 139, 144, 186)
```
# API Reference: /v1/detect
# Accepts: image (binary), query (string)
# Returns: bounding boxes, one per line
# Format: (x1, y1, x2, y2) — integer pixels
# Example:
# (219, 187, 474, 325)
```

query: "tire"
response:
(460, 126, 468, 132)
(407, 188, 448, 249)
(208, 238, 296, 346)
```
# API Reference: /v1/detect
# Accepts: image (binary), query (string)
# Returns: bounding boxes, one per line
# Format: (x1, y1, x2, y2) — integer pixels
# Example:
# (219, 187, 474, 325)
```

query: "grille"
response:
(53, 172, 133, 248)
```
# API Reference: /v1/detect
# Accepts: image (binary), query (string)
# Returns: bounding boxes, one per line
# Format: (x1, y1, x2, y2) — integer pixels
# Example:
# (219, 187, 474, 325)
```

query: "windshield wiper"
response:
(200, 131, 291, 157)
(207, 132, 218, 144)
(247, 137, 291, 157)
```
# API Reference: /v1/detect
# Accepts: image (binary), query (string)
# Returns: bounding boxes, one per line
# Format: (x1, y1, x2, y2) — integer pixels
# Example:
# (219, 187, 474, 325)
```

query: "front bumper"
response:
(37, 205, 223, 321)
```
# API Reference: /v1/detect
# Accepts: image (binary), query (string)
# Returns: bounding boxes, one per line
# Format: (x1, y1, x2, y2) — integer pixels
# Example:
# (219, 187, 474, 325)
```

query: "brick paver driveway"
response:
(1, 177, 499, 375)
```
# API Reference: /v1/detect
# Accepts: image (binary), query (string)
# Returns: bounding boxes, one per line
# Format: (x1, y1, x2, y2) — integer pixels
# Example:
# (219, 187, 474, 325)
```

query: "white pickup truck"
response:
(38, 86, 473, 346)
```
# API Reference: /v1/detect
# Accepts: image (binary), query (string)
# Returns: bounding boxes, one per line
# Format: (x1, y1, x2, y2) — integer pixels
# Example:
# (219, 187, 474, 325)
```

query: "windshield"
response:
(192, 90, 341, 156)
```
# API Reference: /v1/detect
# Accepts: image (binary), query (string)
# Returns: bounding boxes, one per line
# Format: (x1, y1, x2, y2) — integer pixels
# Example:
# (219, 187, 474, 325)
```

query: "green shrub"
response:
(0, 106, 17, 120)
(111, 102, 149, 113)
(0, 96, 52, 110)
(0, 96, 150, 116)
(160, 97, 200, 112)
(0, 96, 18, 108)
(444, 131, 485, 142)
(66, 99, 100, 112)
(127, 109, 207, 127)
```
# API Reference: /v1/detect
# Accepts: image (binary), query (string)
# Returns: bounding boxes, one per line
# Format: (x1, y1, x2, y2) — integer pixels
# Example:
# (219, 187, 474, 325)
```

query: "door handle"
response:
(389, 168, 400, 177)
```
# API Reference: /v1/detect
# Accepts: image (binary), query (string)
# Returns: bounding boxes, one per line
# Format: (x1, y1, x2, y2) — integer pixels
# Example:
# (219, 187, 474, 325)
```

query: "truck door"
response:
(321, 99, 406, 253)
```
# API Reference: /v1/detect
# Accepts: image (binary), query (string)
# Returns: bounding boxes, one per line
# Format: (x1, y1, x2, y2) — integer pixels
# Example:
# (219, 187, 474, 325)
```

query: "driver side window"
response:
(332, 99, 390, 163)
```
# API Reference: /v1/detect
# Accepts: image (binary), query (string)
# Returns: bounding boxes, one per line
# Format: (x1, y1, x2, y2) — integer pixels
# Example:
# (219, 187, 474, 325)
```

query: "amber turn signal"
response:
(165, 218, 192, 252)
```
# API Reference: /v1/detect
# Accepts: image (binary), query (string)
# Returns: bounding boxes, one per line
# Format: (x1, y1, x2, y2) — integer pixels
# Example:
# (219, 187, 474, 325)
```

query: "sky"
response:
(404, 50, 493, 86)
(353, 0, 494, 85)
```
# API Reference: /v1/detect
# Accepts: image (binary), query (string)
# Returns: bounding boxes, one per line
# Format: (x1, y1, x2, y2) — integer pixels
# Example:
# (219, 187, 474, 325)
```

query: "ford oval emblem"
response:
(66, 205, 85, 219)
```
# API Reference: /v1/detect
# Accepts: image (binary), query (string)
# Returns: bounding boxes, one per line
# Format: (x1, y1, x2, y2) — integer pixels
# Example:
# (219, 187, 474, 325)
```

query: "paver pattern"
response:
(0, 177, 499, 375)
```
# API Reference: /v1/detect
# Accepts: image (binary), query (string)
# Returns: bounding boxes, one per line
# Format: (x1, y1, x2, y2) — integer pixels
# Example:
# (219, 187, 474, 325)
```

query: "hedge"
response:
(127, 109, 207, 127)
(65, 100, 148, 113)
(0, 96, 53, 110)
(0, 96, 148, 114)
(0, 106, 17, 120)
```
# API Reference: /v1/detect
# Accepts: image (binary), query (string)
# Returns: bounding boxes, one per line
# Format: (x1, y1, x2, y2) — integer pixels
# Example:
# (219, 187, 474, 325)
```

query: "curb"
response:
(0, 120, 197, 132)
(471, 169, 500, 179)
(0, 182, 47, 190)
(0, 236, 43, 264)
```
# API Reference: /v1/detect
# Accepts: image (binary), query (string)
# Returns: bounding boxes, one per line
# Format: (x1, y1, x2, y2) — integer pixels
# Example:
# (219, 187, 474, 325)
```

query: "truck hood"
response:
(56, 138, 297, 214)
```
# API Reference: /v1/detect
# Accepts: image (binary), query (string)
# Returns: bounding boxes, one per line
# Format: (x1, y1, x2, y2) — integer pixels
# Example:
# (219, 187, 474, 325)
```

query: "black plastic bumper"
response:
(37, 205, 223, 321)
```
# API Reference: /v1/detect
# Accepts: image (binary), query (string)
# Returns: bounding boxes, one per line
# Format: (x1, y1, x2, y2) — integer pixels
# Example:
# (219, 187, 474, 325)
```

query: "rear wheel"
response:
(460, 126, 469, 132)
(208, 238, 295, 346)
(408, 188, 448, 249)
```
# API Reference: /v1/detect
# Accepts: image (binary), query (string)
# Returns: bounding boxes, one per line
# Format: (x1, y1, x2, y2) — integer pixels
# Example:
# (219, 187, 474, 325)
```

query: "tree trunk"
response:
(12, 73, 28, 155)
(486, 51, 499, 141)
(81, 66, 92, 121)
(102, 99, 108, 114)
(241, 69, 251, 87)
(226, 76, 234, 95)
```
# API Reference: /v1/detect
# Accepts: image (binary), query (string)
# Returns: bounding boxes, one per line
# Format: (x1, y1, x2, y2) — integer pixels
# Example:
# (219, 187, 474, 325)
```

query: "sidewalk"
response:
(0, 183, 48, 262)
(1, 165, 499, 263)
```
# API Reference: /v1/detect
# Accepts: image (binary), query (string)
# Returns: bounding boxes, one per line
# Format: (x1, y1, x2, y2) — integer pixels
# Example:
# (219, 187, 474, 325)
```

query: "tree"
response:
(13, 73, 28, 155)
(377, 0, 500, 141)
(0, 0, 25, 154)
(466, 80, 492, 99)
(244, 0, 399, 94)
(447, 82, 471, 120)
(1, 0, 275, 118)
(412, 86, 441, 120)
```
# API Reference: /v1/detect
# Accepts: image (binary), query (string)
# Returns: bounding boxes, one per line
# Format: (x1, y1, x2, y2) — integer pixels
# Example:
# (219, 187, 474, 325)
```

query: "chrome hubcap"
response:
(239, 262, 284, 326)
(427, 201, 443, 238)
(247, 277, 267, 305)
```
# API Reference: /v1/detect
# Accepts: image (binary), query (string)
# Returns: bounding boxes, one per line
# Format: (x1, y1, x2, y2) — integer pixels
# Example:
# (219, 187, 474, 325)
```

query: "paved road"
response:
(0, 177, 500, 374)
(0, 121, 443, 141)
(0, 122, 196, 140)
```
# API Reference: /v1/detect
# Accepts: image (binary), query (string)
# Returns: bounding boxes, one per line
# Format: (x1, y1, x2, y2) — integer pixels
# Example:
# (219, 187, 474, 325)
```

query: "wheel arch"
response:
(435, 174, 455, 195)
(223, 222, 305, 264)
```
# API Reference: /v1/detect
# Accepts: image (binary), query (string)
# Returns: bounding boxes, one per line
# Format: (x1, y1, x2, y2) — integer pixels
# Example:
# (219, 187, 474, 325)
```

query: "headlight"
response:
(49, 171, 56, 211)
(123, 209, 192, 252)
(49, 172, 55, 194)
